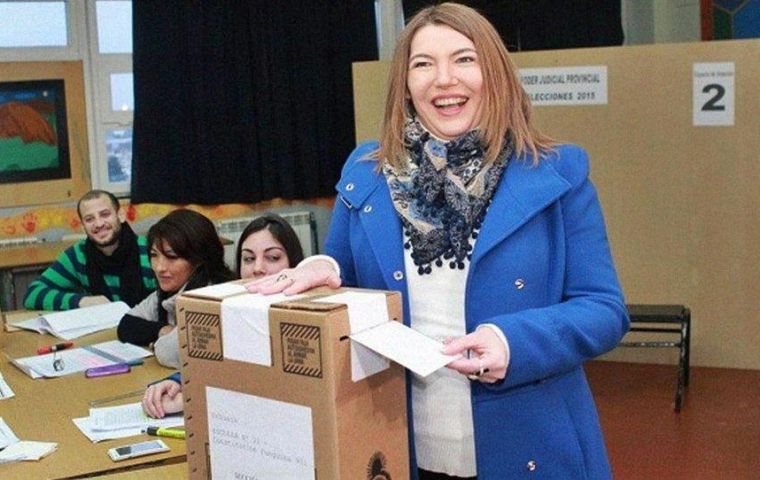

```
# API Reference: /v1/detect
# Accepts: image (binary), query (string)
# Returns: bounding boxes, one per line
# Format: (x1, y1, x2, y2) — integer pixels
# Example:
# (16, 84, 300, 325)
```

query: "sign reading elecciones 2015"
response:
(519, 66, 608, 106)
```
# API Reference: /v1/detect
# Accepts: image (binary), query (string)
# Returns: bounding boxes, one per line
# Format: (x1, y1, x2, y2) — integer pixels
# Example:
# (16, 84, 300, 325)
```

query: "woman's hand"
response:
(142, 379, 184, 418)
(245, 258, 341, 295)
(157, 325, 174, 337)
(443, 327, 508, 384)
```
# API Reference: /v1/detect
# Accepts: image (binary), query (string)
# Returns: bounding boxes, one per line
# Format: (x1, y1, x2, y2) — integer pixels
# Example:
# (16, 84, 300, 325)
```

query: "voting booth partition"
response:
(176, 285, 409, 480)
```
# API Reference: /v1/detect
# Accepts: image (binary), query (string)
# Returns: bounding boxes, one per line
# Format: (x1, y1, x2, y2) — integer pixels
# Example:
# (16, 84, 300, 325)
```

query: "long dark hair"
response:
(235, 213, 305, 275)
(148, 209, 235, 289)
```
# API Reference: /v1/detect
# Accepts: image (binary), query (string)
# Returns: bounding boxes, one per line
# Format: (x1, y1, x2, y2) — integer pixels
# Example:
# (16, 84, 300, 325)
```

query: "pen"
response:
(144, 426, 186, 440)
(126, 359, 144, 367)
(37, 341, 74, 355)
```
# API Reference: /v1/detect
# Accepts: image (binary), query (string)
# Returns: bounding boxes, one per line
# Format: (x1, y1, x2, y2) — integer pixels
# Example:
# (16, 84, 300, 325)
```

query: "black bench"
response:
(620, 304, 691, 412)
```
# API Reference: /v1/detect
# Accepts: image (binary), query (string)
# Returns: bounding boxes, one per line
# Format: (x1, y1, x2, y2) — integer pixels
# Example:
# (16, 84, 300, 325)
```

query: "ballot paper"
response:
(314, 291, 461, 379)
(0, 371, 14, 400)
(350, 320, 460, 377)
(0, 418, 57, 464)
(12, 301, 129, 340)
(11, 340, 152, 379)
(73, 402, 184, 442)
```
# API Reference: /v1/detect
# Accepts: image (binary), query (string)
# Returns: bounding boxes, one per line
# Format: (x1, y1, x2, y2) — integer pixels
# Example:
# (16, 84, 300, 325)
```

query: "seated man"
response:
(23, 190, 156, 310)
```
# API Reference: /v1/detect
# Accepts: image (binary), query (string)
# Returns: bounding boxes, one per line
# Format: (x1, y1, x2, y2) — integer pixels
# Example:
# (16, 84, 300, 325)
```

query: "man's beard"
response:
(90, 223, 122, 249)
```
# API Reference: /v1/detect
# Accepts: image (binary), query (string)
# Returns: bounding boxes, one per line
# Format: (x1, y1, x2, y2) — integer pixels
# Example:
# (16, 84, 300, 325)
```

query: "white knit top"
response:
(404, 243, 477, 477)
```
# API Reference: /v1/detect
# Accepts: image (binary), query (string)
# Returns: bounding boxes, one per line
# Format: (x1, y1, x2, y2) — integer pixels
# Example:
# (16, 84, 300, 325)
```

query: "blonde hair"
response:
(376, 2, 553, 168)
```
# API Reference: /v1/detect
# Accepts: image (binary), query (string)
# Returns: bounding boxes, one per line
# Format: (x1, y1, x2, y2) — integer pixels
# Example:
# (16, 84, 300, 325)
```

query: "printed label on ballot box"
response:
(185, 311, 223, 361)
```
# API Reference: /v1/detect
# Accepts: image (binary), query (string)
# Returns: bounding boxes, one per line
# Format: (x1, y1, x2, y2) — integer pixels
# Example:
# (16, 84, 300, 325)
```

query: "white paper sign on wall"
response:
(519, 66, 608, 106)
(693, 62, 735, 126)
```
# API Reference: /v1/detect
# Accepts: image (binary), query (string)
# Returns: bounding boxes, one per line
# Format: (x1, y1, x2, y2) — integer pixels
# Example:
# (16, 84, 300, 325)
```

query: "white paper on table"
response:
(0, 371, 15, 400)
(0, 441, 57, 462)
(221, 293, 303, 366)
(72, 417, 138, 443)
(89, 402, 183, 432)
(207, 386, 314, 480)
(11, 341, 152, 378)
(8, 360, 42, 379)
(350, 321, 460, 377)
(88, 340, 154, 363)
(0, 417, 20, 450)
(72, 412, 184, 443)
(12, 347, 109, 378)
(0, 417, 57, 463)
(0, 452, 24, 465)
(13, 301, 129, 340)
(314, 292, 391, 381)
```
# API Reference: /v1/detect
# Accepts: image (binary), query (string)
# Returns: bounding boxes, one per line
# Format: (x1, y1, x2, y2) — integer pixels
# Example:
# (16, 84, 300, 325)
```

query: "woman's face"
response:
(150, 240, 194, 292)
(406, 24, 484, 140)
(239, 228, 290, 279)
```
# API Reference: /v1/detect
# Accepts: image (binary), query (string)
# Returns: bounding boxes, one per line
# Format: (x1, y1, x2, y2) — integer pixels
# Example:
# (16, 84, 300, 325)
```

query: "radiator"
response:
(216, 211, 317, 270)
(0, 236, 40, 249)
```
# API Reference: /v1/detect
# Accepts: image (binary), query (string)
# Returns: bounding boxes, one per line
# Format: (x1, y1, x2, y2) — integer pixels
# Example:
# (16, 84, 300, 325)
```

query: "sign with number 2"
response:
(693, 62, 735, 126)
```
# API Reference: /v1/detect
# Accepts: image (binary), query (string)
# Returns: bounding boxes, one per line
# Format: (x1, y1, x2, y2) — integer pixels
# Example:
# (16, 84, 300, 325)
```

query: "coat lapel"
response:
(339, 151, 571, 285)
(362, 182, 405, 289)
(339, 161, 405, 290)
(471, 155, 571, 268)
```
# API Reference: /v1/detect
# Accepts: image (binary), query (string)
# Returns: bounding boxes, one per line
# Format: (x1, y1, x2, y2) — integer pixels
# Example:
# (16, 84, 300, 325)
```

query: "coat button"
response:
(345, 183, 355, 191)
(363, 205, 373, 213)
(514, 278, 525, 289)
(526, 460, 537, 471)
(393, 271, 404, 281)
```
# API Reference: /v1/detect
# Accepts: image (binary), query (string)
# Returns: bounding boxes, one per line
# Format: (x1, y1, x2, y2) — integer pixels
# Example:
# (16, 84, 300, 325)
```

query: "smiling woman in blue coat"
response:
(247, 3, 629, 479)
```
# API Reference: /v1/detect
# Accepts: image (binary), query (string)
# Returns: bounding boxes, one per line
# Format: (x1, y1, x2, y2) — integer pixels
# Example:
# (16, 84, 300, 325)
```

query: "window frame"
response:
(0, 0, 81, 56)
(0, 0, 133, 196)
(86, 0, 133, 194)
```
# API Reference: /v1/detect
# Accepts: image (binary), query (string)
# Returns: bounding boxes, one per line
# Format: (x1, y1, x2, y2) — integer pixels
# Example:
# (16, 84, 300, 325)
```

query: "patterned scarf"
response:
(384, 117, 512, 275)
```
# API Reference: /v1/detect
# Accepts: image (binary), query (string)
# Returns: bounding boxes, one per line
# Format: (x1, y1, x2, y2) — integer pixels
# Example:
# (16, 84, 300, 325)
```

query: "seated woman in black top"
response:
(117, 209, 235, 367)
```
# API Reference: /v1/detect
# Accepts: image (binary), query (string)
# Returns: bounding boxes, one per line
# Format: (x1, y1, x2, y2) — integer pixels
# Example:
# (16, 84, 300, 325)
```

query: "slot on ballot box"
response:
(176, 284, 409, 480)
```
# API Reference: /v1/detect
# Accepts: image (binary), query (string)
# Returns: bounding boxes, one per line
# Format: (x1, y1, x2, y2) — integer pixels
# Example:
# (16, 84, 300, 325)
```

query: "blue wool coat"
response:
(325, 141, 629, 479)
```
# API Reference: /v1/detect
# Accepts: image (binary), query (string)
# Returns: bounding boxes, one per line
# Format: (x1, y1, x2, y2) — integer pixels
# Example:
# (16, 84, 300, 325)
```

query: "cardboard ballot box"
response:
(176, 285, 409, 480)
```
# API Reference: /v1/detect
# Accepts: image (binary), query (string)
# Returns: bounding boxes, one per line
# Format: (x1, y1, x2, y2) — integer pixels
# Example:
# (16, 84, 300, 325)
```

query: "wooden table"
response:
(0, 315, 188, 479)
(88, 461, 188, 479)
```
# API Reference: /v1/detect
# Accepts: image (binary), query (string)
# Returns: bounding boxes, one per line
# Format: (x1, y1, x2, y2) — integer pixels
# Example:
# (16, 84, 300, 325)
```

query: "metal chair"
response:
(620, 304, 691, 412)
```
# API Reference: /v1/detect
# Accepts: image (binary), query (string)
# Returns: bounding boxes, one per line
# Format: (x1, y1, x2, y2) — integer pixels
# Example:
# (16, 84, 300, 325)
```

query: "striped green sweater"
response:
(23, 236, 157, 310)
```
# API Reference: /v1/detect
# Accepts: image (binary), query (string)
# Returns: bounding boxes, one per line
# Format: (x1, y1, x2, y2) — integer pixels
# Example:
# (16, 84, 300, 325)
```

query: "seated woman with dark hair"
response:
(141, 212, 306, 417)
(117, 209, 235, 368)
(236, 213, 304, 279)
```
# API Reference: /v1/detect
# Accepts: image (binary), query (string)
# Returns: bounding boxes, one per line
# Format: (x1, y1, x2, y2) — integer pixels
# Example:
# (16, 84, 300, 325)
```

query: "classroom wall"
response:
(352, 39, 760, 370)
(0, 199, 334, 252)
